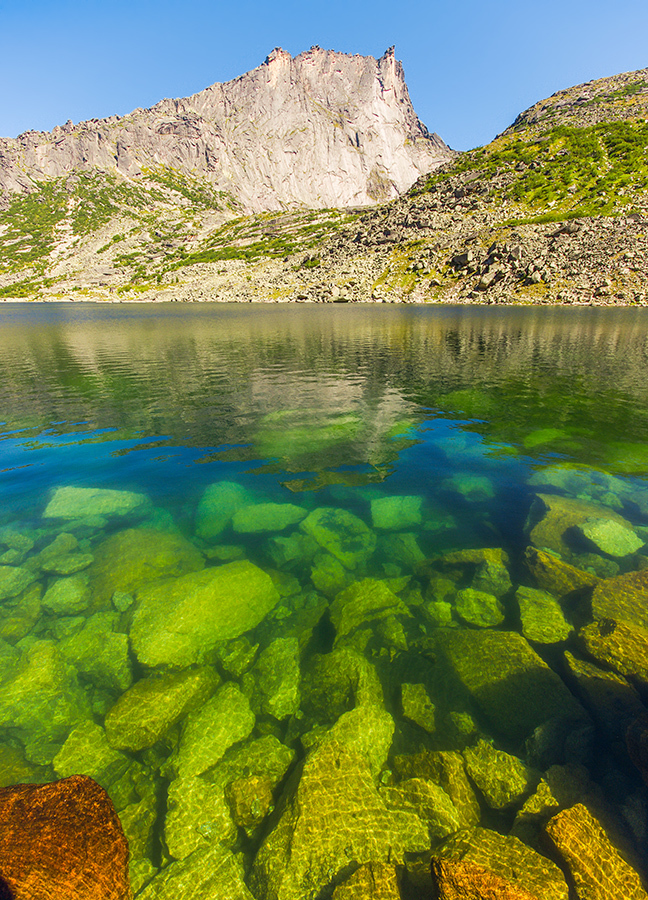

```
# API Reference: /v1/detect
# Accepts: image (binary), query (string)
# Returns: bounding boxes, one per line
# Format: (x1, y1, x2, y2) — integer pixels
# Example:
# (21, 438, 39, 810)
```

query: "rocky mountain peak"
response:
(0, 47, 453, 213)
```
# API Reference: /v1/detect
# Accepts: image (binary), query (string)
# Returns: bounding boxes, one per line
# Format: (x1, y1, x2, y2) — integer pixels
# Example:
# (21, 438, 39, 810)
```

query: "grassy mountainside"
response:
(1, 67, 648, 304)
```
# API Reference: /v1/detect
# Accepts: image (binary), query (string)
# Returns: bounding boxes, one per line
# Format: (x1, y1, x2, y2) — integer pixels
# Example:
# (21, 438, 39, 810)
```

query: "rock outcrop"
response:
(0, 47, 451, 212)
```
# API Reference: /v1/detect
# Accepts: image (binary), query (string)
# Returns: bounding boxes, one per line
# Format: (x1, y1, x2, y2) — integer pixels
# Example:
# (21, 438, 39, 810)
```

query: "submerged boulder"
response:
(164, 774, 237, 860)
(194, 481, 252, 541)
(0, 565, 37, 601)
(579, 618, 648, 687)
(250, 739, 428, 900)
(591, 569, 648, 630)
(300, 507, 376, 569)
(246, 636, 301, 720)
(130, 560, 280, 669)
(332, 862, 401, 900)
(455, 588, 505, 628)
(42, 572, 92, 615)
(524, 546, 598, 597)
(330, 578, 409, 643)
(516, 586, 572, 644)
(431, 857, 541, 900)
(233, 502, 307, 533)
(43, 485, 150, 520)
(463, 740, 539, 810)
(138, 843, 255, 900)
(577, 516, 643, 558)
(370, 495, 422, 531)
(393, 750, 480, 827)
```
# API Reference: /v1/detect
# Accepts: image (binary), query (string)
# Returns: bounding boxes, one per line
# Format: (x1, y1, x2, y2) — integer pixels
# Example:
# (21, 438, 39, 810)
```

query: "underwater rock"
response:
(436, 827, 568, 900)
(463, 739, 539, 810)
(90, 527, 204, 605)
(250, 738, 428, 900)
(528, 465, 629, 508)
(577, 516, 643, 558)
(472, 558, 513, 598)
(401, 682, 436, 733)
(168, 681, 255, 779)
(53, 722, 130, 789)
(59, 611, 133, 693)
(44, 485, 150, 520)
(321, 703, 395, 777)
(0, 640, 90, 764)
(34, 532, 94, 575)
(431, 857, 541, 900)
(379, 531, 426, 569)
(370, 495, 422, 531)
(138, 843, 255, 900)
(332, 862, 401, 900)
(104, 666, 219, 752)
(233, 502, 308, 533)
(300, 507, 377, 569)
(393, 750, 480, 826)
(215, 636, 259, 678)
(545, 803, 648, 900)
(0, 564, 37, 601)
(225, 774, 274, 831)
(0, 582, 41, 643)
(591, 569, 648, 630)
(330, 578, 409, 643)
(423, 598, 455, 628)
(248, 636, 300, 720)
(528, 494, 632, 561)
(524, 546, 598, 597)
(580, 619, 648, 687)
(267, 530, 319, 569)
(564, 651, 645, 741)
(42, 572, 92, 615)
(118, 794, 158, 893)
(455, 587, 505, 628)
(434, 629, 589, 743)
(442, 474, 495, 502)
(516, 586, 572, 644)
(0, 775, 131, 900)
(0, 744, 47, 788)
(310, 551, 349, 598)
(210, 734, 296, 795)
(194, 481, 252, 541)
(300, 648, 385, 724)
(382, 777, 462, 841)
(165, 773, 237, 860)
(130, 560, 279, 669)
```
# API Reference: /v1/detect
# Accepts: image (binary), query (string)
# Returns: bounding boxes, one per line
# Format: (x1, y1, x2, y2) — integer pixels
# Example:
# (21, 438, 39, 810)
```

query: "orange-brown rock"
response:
(431, 857, 540, 899)
(0, 774, 131, 900)
(545, 803, 648, 900)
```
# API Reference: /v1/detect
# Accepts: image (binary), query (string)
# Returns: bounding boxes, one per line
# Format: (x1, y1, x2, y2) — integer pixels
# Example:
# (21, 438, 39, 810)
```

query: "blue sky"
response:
(1, 0, 647, 150)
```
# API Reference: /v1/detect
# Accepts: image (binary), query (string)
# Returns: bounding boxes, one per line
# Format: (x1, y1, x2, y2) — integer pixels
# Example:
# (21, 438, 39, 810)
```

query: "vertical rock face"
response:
(0, 46, 453, 211)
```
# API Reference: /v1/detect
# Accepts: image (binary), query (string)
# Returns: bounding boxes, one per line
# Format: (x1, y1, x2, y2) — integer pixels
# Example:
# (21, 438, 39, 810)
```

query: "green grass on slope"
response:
(414, 120, 648, 220)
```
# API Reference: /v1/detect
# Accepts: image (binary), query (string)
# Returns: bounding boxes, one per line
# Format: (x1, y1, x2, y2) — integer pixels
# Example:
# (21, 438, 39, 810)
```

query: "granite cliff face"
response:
(0, 46, 451, 212)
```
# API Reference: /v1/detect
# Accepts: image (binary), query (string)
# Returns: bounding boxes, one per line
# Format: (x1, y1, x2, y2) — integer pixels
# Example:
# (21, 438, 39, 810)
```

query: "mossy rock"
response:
(393, 749, 480, 826)
(43, 486, 150, 520)
(300, 507, 376, 570)
(248, 637, 300, 720)
(579, 618, 648, 686)
(577, 517, 643, 557)
(164, 774, 237, 861)
(0, 566, 37, 602)
(137, 844, 255, 900)
(90, 528, 204, 605)
(527, 494, 630, 561)
(233, 502, 307, 533)
(194, 481, 251, 540)
(381, 777, 461, 841)
(563, 651, 645, 741)
(401, 683, 436, 733)
(130, 560, 280, 669)
(455, 588, 505, 628)
(370, 495, 422, 531)
(58, 611, 133, 693)
(441, 474, 495, 502)
(591, 568, 648, 630)
(332, 863, 401, 900)
(516, 586, 572, 644)
(330, 578, 409, 642)
(463, 739, 539, 810)
(42, 573, 92, 615)
(524, 546, 598, 597)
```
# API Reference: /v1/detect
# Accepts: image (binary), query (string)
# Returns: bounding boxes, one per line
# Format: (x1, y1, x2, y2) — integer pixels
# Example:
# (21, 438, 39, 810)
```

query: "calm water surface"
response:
(1, 303, 648, 896)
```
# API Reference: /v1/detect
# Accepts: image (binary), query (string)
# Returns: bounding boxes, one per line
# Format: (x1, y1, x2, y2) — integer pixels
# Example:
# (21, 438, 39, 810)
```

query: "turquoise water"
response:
(1, 303, 648, 896)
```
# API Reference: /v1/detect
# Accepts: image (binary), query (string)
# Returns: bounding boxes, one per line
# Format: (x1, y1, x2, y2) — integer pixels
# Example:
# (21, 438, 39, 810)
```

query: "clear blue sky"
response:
(1, 0, 647, 150)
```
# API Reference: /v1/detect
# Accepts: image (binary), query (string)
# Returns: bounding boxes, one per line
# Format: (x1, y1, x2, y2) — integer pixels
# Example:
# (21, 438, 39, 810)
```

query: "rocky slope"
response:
(1, 64, 648, 304)
(0, 46, 451, 213)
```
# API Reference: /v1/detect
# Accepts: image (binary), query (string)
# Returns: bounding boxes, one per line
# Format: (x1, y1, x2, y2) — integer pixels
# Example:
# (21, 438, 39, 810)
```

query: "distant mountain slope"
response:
(0, 46, 452, 213)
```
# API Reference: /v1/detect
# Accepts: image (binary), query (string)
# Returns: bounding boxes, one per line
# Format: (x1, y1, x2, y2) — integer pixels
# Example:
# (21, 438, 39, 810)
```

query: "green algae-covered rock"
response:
(138, 844, 256, 900)
(437, 827, 569, 900)
(130, 560, 280, 669)
(104, 666, 219, 752)
(53, 721, 131, 787)
(300, 507, 376, 569)
(564, 651, 645, 741)
(442, 474, 494, 501)
(381, 778, 461, 841)
(370, 495, 422, 531)
(42, 572, 92, 615)
(301, 648, 385, 724)
(215, 636, 258, 679)
(330, 578, 409, 642)
(434, 629, 588, 743)
(90, 527, 204, 605)
(194, 481, 251, 541)
(516, 586, 572, 644)
(472, 559, 513, 598)
(527, 493, 629, 558)
(577, 516, 643, 558)
(58, 610, 133, 693)
(579, 619, 648, 686)
(524, 546, 598, 597)
(168, 682, 255, 779)
(393, 750, 480, 827)
(233, 502, 307, 533)
(455, 588, 505, 628)
(43, 485, 150, 520)
(0, 583, 41, 644)
(0, 640, 90, 764)
(225, 774, 274, 831)
(0, 565, 37, 601)
(34, 532, 94, 575)
(250, 739, 428, 900)
(591, 568, 648, 630)
(320, 703, 394, 777)
(379, 531, 426, 569)
(332, 863, 401, 900)
(250, 637, 300, 720)
(463, 739, 539, 810)
(267, 530, 319, 569)
(310, 551, 349, 598)
(545, 803, 648, 900)
(119, 795, 158, 892)
(528, 464, 629, 507)
(210, 734, 295, 794)
(401, 683, 436, 733)
(165, 774, 237, 860)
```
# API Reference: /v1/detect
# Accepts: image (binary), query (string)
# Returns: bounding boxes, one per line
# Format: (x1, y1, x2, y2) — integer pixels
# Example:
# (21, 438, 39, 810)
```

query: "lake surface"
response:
(1, 302, 648, 897)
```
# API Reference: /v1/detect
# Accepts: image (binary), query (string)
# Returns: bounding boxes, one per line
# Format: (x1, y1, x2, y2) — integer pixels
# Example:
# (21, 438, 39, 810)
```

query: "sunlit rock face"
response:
(0, 47, 452, 211)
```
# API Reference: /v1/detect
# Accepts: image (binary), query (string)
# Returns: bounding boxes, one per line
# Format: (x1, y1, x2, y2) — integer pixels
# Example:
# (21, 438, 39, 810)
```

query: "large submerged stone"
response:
(591, 569, 648, 630)
(455, 588, 505, 628)
(577, 516, 643, 557)
(463, 740, 539, 810)
(43, 485, 149, 520)
(138, 843, 255, 900)
(330, 578, 409, 642)
(233, 502, 307, 533)
(431, 857, 542, 900)
(130, 560, 280, 669)
(434, 629, 588, 743)
(370, 495, 422, 531)
(524, 546, 598, 597)
(194, 481, 251, 541)
(0, 565, 37, 601)
(300, 507, 376, 569)
(579, 619, 648, 687)
(516, 586, 572, 644)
